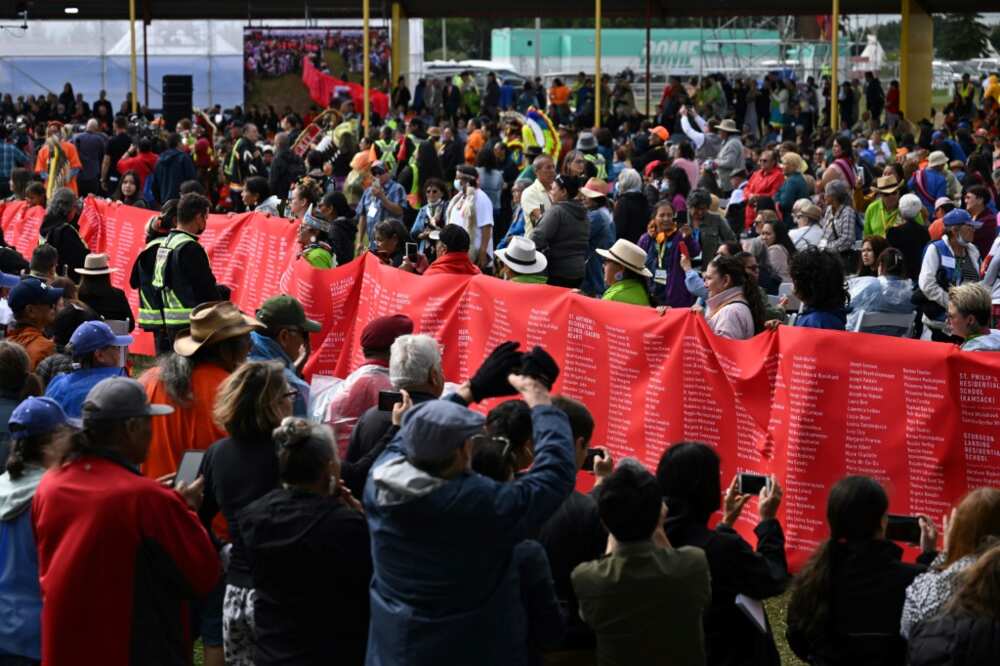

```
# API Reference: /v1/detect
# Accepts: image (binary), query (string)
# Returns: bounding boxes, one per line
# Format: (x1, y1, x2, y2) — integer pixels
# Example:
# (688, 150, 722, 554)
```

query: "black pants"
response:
(548, 275, 583, 289)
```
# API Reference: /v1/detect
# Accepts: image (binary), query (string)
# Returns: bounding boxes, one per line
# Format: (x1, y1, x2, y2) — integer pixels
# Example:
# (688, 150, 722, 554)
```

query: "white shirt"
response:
(789, 224, 824, 251)
(447, 188, 495, 257)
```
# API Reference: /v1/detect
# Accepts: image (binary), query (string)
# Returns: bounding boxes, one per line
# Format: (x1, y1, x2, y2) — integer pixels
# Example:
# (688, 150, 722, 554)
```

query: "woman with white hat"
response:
(76, 253, 134, 330)
(495, 236, 548, 285)
(787, 199, 824, 251)
(596, 239, 653, 306)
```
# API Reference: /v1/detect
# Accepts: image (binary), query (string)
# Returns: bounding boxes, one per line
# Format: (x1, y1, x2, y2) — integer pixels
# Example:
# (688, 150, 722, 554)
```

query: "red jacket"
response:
(422, 251, 482, 277)
(33, 453, 220, 666)
(743, 167, 785, 229)
(117, 151, 159, 190)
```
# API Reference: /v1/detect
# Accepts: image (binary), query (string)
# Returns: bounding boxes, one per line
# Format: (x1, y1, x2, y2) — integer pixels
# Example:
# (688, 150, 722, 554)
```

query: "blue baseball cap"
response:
(943, 208, 973, 228)
(9, 397, 72, 439)
(932, 130, 945, 142)
(400, 400, 485, 464)
(69, 321, 133, 356)
(8, 277, 63, 313)
(0, 273, 19, 290)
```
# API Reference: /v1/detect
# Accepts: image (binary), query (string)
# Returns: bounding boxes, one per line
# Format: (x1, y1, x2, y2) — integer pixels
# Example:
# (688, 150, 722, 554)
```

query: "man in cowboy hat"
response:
(44, 320, 132, 417)
(575, 132, 607, 179)
(495, 236, 548, 285)
(908, 150, 949, 215)
(141, 300, 264, 481)
(75, 253, 134, 327)
(713, 118, 744, 193)
(863, 174, 913, 237)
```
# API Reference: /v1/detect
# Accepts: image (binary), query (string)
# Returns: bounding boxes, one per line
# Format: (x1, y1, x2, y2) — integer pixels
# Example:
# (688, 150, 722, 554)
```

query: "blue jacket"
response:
(581, 207, 616, 297)
(0, 466, 45, 660)
(151, 148, 197, 205)
(44, 366, 126, 417)
(248, 331, 309, 417)
(908, 169, 948, 214)
(796, 307, 848, 330)
(497, 207, 526, 250)
(363, 403, 576, 666)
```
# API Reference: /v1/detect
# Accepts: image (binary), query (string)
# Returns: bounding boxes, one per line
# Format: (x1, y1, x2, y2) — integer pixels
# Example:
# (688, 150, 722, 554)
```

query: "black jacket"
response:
(39, 214, 89, 283)
(78, 281, 135, 331)
(665, 516, 788, 666)
(239, 488, 372, 666)
(786, 539, 931, 666)
(531, 199, 589, 281)
(268, 149, 305, 201)
(163, 231, 222, 310)
(613, 190, 651, 245)
(908, 614, 1000, 666)
(151, 148, 196, 205)
(329, 215, 357, 267)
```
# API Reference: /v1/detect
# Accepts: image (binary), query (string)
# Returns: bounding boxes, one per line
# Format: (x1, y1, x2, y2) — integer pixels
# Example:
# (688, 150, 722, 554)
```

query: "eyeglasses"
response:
(282, 388, 299, 400)
(425, 188, 441, 195)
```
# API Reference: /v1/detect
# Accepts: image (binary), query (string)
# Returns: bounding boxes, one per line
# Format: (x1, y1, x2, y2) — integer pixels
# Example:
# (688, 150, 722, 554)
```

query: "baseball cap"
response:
(8, 277, 63, 313)
(400, 400, 485, 464)
(370, 160, 387, 175)
(0, 273, 19, 290)
(9, 397, 72, 439)
(257, 295, 321, 333)
(80, 377, 174, 422)
(650, 126, 669, 142)
(942, 208, 973, 227)
(934, 197, 955, 211)
(931, 131, 945, 142)
(69, 320, 134, 356)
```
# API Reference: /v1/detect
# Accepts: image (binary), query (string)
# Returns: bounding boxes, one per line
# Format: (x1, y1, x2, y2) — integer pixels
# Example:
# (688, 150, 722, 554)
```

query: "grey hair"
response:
(46, 188, 78, 218)
(532, 154, 554, 169)
(513, 178, 533, 192)
(617, 168, 642, 193)
(824, 179, 851, 205)
(389, 334, 442, 390)
(746, 237, 773, 273)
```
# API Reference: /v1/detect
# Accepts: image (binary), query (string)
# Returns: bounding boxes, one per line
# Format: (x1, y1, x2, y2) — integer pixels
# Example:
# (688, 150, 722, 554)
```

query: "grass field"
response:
(244, 51, 367, 114)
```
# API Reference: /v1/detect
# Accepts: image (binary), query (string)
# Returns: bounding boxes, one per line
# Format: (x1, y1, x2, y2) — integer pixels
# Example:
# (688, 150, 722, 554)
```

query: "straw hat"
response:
(796, 202, 823, 221)
(596, 239, 653, 278)
(580, 178, 609, 198)
(75, 253, 117, 276)
(714, 119, 740, 133)
(173, 301, 264, 357)
(872, 174, 903, 194)
(495, 236, 548, 275)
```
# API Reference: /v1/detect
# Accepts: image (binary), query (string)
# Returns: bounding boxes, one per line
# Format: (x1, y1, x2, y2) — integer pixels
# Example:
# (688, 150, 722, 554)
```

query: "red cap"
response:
(644, 159, 663, 177)
(361, 314, 414, 352)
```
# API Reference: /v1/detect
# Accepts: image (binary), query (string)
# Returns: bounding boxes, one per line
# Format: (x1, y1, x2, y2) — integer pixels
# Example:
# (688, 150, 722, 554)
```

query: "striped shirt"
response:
(0, 142, 28, 180)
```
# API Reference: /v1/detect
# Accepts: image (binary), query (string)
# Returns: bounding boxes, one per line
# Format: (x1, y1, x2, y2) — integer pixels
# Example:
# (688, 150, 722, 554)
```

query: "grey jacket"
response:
(716, 136, 744, 187)
(696, 213, 737, 265)
(531, 199, 589, 280)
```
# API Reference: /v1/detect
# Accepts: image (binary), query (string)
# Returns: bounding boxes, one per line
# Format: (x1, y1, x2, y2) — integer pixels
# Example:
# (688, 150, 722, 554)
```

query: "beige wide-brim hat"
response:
(872, 175, 903, 194)
(495, 236, 548, 275)
(75, 253, 118, 276)
(714, 119, 740, 133)
(173, 301, 265, 357)
(596, 239, 653, 278)
(927, 151, 948, 168)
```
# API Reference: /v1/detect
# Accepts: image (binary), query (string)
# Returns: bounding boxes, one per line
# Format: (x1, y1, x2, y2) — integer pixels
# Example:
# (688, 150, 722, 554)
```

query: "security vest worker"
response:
(145, 193, 221, 353)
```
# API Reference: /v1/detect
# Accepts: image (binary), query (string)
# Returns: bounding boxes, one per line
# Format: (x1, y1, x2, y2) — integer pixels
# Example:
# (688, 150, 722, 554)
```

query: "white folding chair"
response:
(852, 310, 914, 338)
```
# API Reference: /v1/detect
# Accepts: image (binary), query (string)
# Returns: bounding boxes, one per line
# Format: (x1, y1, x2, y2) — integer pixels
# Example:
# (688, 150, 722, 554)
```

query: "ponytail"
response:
(787, 539, 839, 643)
(711, 254, 767, 333)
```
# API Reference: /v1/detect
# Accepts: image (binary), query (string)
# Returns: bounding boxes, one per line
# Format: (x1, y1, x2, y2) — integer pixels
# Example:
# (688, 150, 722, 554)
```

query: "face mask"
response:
(956, 234, 971, 247)
(454, 179, 463, 191)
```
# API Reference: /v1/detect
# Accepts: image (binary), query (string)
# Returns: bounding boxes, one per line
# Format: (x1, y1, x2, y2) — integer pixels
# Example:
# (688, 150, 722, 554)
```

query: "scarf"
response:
(423, 251, 482, 277)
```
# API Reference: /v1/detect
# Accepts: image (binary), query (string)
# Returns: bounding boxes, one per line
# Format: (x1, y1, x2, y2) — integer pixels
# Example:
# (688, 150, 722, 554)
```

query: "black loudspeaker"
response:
(162, 75, 193, 129)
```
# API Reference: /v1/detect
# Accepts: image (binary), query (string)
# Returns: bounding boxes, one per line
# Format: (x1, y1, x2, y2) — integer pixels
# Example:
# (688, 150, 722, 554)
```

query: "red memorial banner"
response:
(8, 197, 1000, 568)
(302, 56, 390, 118)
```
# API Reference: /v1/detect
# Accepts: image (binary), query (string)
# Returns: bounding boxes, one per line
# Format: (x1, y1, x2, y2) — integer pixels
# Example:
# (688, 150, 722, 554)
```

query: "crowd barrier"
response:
(3, 196, 999, 568)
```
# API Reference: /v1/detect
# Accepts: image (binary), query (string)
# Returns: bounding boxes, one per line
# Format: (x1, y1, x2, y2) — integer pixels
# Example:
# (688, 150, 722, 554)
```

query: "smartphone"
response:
(378, 390, 404, 411)
(405, 242, 418, 262)
(737, 472, 771, 495)
(582, 447, 606, 472)
(885, 514, 922, 544)
(174, 450, 205, 488)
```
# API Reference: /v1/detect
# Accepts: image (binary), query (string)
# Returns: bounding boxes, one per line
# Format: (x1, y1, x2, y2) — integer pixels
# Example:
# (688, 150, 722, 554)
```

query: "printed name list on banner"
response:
(18, 198, 1000, 569)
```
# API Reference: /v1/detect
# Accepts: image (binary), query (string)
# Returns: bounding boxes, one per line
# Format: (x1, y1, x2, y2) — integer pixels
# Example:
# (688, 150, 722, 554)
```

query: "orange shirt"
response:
(6, 326, 55, 370)
(33, 141, 82, 195)
(549, 85, 571, 106)
(140, 362, 229, 480)
(928, 218, 945, 241)
(464, 129, 485, 165)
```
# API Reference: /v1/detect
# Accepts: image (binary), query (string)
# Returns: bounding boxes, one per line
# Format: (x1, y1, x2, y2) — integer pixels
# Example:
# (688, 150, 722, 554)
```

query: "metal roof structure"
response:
(3, 0, 992, 20)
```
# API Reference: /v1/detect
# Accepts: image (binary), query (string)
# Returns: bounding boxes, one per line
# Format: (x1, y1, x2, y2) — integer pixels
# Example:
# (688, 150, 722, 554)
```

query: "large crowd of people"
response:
(0, 64, 998, 666)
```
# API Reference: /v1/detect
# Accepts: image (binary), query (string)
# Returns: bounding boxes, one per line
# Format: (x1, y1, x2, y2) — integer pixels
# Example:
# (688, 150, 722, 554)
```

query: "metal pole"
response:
(363, 0, 371, 133)
(830, 0, 839, 130)
(645, 0, 651, 118)
(594, 0, 601, 128)
(699, 17, 704, 78)
(534, 18, 541, 79)
(143, 14, 149, 109)
(900, 0, 910, 118)
(442, 19, 447, 60)
(129, 0, 138, 114)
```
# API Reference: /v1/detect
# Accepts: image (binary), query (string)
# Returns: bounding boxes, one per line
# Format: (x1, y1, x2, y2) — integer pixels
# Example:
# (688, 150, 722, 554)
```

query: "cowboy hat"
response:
(75, 253, 118, 276)
(871, 175, 903, 194)
(579, 178, 609, 198)
(596, 239, 653, 278)
(713, 119, 740, 133)
(927, 151, 948, 168)
(173, 301, 264, 357)
(495, 236, 548, 275)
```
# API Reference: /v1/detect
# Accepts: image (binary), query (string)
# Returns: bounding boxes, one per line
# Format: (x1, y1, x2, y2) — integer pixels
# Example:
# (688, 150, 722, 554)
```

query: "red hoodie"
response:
(422, 251, 482, 277)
